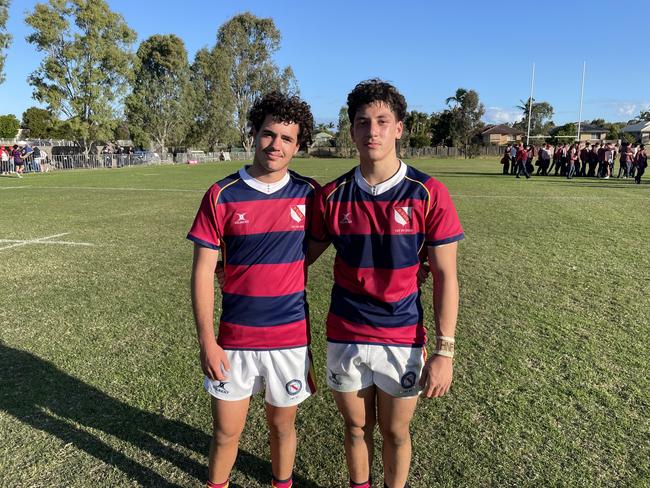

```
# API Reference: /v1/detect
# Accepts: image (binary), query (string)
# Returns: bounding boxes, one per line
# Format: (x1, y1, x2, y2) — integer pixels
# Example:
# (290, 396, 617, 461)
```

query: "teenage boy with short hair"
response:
(309, 79, 464, 488)
(189, 92, 317, 488)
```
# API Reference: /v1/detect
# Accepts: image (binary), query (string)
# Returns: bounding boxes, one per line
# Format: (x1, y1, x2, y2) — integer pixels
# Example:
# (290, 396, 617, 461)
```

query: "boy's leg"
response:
(376, 389, 418, 488)
(208, 396, 250, 485)
(265, 403, 298, 483)
(332, 387, 377, 485)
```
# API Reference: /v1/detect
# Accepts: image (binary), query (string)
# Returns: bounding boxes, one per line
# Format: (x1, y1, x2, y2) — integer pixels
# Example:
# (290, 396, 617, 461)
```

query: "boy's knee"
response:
(379, 424, 410, 447)
(213, 422, 244, 443)
(267, 418, 295, 439)
(344, 417, 375, 441)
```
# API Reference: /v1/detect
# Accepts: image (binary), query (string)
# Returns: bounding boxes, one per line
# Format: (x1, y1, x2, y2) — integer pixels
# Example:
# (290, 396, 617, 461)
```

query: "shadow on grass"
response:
(561, 182, 647, 189)
(0, 343, 323, 487)
(433, 171, 505, 177)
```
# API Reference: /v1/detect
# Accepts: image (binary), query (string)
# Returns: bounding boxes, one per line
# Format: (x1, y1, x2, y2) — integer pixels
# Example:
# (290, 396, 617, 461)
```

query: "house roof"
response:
(621, 121, 650, 133)
(482, 124, 524, 135)
(578, 124, 607, 133)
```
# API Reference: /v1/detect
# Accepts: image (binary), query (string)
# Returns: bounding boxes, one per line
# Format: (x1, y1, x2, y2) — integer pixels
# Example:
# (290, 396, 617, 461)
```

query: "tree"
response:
(445, 88, 485, 157)
(549, 123, 577, 144)
(0, 113, 19, 138)
(315, 122, 334, 135)
(126, 34, 191, 154)
(404, 111, 431, 148)
(22, 106, 56, 138)
(514, 98, 554, 137)
(430, 111, 453, 146)
(639, 110, 650, 122)
(335, 106, 354, 158)
(186, 47, 237, 151)
(215, 12, 298, 154)
(25, 0, 136, 154)
(0, 0, 11, 84)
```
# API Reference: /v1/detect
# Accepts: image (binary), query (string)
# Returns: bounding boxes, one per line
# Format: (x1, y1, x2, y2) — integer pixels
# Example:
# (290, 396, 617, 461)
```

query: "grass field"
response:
(0, 158, 648, 488)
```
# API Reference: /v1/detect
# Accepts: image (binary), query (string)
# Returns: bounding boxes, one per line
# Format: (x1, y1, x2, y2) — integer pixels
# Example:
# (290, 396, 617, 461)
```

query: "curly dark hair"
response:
(248, 91, 314, 147)
(347, 79, 407, 123)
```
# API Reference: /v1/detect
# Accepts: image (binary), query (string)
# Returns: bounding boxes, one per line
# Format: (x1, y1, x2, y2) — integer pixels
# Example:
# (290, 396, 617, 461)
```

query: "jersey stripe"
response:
(224, 261, 305, 297)
(188, 235, 220, 250)
(329, 284, 423, 328)
(427, 232, 465, 247)
(221, 291, 306, 327)
(223, 231, 305, 265)
(332, 234, 424, 269)
(218, 319, 309, 349)
(326, 313, 425, 346)
(333, 258, 419, 302)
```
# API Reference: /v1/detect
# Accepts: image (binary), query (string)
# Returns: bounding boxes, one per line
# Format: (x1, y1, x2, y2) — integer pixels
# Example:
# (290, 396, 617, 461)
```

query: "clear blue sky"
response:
(2, 0, 649, 126)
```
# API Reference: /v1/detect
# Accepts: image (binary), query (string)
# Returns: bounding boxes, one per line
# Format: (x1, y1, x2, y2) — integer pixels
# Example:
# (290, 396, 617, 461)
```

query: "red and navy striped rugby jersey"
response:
(188, 167, 319, 350)
(310, 162, 464, 347)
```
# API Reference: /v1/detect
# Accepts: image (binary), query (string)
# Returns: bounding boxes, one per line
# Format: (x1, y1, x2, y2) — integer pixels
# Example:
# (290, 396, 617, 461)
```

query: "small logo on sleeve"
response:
(285, 379, 303, 396)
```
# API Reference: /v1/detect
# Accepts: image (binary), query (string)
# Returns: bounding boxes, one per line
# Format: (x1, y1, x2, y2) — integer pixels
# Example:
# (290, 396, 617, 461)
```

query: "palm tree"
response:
(445, 88, 468, 108)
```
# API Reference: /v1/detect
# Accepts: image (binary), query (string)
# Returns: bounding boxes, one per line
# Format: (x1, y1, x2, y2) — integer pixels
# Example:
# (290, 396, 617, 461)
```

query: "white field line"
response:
(25, 185, 203, 193)
(450, 194, 643, 199)
(0, 232, 69, 251)
(0, 239, 93, 246)
(0, 186, 31, 190)
(0, 233, 93, 252)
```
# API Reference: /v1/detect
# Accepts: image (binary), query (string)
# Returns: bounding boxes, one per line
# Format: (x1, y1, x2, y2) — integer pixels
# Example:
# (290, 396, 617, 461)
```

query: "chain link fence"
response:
(1, 145, 507, 176)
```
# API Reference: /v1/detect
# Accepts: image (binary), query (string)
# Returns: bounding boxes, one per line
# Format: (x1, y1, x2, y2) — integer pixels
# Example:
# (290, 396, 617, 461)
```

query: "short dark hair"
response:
(248, 91, 313, 147)
(347, 79, 407, 124)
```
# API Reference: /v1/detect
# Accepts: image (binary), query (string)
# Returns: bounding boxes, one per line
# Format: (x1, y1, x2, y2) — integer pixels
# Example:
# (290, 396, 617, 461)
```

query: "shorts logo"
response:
(214, 381, 229, 394)
(394, 207, 412, 226)
(329, 369, 343, 386)
(285, 379, 303, 396)
(340, 212, 352, 224)
(290, 205, 306, 223)
(400, 371, 417, 389)
(234, 212, 249, 224)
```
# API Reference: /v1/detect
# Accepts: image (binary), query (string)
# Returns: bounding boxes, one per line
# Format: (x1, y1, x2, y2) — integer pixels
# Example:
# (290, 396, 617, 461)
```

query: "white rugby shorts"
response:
(326, 342, 426, 398)
(204, 346, 315, 407)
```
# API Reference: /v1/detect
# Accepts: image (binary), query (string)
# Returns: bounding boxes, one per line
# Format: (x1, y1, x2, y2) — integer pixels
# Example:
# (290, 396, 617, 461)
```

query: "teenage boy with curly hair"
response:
(189, 91, 317, 488)
(309, 79, 464, 488)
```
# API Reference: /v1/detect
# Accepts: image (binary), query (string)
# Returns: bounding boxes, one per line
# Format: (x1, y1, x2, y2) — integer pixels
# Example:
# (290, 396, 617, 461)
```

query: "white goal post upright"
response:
(526, 62, 535, 146)
(577, 61, 586, 143)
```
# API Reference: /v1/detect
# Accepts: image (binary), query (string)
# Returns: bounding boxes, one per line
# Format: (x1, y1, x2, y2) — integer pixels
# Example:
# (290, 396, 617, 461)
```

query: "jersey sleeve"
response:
(308, 184, 330, 242)
(425, 180, 464, 247)
(187, 186, 222, 250)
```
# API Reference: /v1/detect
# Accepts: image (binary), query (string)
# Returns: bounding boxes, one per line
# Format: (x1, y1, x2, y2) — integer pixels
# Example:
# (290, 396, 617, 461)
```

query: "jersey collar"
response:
(239, 166, 290, 194)
(354, 160, 407, 196)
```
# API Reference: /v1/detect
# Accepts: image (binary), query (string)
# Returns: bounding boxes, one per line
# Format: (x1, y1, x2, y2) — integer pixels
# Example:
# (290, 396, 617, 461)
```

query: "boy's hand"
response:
(419, 355, 453, 398)
(417, 261, 430, 287)
(215, 261, 225, 290)
(200, 341, 230, 381)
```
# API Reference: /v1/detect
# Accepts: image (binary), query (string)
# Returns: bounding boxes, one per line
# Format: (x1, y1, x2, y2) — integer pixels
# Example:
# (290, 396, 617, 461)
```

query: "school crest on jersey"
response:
(290, 204, 306, 223)
(394, 206, 412, 226)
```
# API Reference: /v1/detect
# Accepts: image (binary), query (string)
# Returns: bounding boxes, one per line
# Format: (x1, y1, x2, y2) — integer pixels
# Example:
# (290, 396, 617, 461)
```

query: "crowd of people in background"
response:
(501, 141, 648, 184)
(0, 143, 48, 175)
